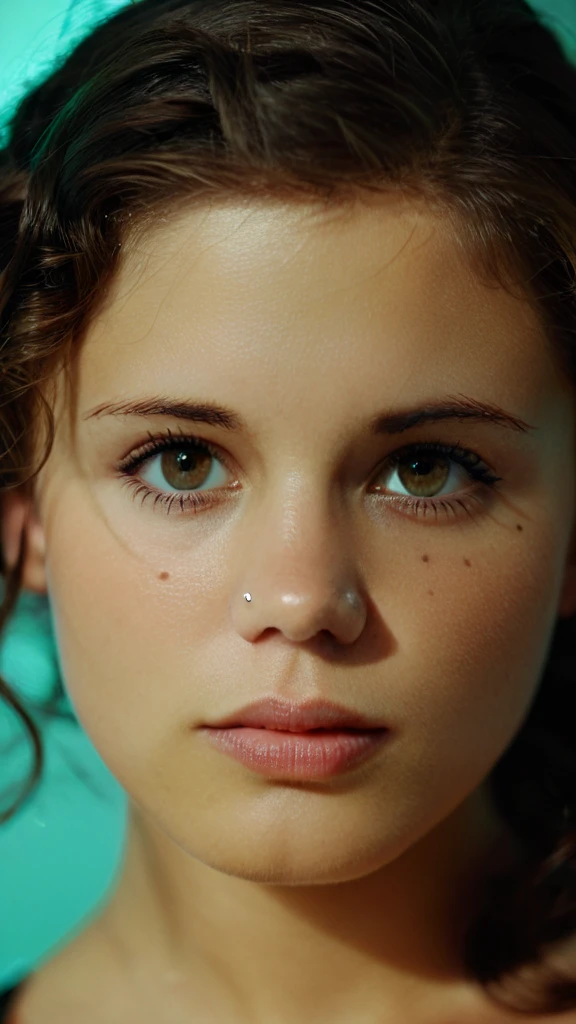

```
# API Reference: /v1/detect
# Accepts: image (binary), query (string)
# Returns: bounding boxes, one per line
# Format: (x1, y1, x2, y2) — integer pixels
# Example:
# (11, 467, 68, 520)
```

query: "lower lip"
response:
(200, 726, 390, 779)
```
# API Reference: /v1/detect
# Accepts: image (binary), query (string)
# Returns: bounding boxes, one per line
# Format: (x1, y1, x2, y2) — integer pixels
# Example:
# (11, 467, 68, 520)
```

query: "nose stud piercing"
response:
(244, 593, 252, 603)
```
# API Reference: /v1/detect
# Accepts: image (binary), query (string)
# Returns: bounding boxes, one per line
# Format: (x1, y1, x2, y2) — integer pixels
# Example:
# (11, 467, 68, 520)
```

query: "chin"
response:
(184, 832, 399, 886)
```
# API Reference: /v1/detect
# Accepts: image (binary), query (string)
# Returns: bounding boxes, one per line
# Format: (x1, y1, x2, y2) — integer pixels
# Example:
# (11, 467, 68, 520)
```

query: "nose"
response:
(231, 510, 368, 645)
(236, 586, 367, 644)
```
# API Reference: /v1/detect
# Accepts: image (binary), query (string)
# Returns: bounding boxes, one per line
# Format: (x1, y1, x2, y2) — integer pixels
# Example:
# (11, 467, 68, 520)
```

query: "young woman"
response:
(2, 0, 576, 1020)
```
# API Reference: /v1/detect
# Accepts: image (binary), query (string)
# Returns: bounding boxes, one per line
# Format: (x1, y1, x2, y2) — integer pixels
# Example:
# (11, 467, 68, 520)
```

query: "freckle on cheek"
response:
(422, 554, 429, 563)
(159, 571, 170, 580)
(464, 558, 471, 567)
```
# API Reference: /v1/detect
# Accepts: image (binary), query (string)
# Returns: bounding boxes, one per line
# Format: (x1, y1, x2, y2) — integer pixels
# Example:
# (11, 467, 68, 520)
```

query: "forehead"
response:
(71, 194, 566, 429)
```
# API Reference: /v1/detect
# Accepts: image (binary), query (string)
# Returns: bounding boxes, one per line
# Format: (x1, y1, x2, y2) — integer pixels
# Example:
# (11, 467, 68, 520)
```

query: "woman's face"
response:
(29, 194, 576, 883)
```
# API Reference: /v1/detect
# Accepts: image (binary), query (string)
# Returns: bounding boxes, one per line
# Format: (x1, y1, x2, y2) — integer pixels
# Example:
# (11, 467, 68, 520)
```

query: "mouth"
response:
(205, 695, 388, 732)
(200, 724, 390, 779)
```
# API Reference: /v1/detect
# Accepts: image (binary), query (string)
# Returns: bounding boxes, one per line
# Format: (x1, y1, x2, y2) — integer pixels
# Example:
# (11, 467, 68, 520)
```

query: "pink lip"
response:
(200, 697, 391, 780)
(205, 696, 387, 732)
(200, 726, 390, 779)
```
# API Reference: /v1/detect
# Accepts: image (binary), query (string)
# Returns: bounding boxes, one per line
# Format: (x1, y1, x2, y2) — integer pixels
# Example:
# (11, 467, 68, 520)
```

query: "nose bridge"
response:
(232, 471, 367, 644)
(251, 465, 345, 576)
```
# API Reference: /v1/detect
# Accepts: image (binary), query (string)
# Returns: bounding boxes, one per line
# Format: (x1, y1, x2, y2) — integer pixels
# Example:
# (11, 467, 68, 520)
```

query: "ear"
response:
(1, 487, 48, 595)
(557, 514, 576, 620)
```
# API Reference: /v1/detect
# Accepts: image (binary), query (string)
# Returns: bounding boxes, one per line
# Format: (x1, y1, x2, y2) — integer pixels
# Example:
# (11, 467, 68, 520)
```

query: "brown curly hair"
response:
(2, 0, 576, 1013)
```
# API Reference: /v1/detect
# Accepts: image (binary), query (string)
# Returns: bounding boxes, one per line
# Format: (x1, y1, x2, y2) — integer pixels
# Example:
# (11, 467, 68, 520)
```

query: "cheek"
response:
(43, 487, 224, 764)
(392, 522, 564, 784)
(44, 475, 565, 816)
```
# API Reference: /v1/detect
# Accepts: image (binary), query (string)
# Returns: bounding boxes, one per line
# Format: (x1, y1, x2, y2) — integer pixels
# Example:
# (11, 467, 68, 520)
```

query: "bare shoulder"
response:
(430, 985, 576, 1024)
(12, 928, 137, 1024)
(435, 1006, 576, 1024)
(12, 926, 205, 1024)
(524, 1014, 576, 1024)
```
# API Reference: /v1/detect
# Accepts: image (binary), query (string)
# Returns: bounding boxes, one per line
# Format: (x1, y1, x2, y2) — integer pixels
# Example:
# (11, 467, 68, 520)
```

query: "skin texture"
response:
(4, 192, 576, 1023)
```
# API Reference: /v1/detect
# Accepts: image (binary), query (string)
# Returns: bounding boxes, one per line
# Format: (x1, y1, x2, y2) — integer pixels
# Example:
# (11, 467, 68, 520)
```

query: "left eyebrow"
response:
(369, 394, 536, 435)
(82, 393, 536, 435)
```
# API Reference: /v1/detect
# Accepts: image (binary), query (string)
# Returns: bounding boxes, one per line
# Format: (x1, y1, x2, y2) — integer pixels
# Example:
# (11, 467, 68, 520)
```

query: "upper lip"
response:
(205, 697, 387, 732)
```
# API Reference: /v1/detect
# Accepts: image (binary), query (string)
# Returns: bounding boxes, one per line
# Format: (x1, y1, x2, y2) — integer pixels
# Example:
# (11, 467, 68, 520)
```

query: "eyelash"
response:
(116, 426, 503, 524)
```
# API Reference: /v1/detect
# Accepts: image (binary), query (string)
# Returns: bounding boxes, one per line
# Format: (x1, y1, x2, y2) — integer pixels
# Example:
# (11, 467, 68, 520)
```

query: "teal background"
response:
(1, 0, 576, 991)
(0, 0, 134, 991)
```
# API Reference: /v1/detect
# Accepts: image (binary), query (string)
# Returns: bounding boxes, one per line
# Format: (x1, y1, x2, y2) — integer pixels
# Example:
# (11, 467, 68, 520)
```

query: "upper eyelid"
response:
(117, 429, 230, 471)
(118, 430, 496, 484)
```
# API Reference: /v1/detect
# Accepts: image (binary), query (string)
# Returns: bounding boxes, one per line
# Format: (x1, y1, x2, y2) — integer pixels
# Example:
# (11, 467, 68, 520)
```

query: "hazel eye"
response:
(377, 450, 461, 499)
(117, 431, 502, 523)
(371, 442, 499, 497)
(366, 441, 502, 524)
(116, 429, 240, 516)
(140, 444, 229, 494)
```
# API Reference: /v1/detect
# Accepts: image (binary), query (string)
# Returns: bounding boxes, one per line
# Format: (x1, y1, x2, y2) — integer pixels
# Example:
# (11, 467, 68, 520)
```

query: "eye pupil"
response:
(176, 450, 193, 470)
(410, 457, 433, 477)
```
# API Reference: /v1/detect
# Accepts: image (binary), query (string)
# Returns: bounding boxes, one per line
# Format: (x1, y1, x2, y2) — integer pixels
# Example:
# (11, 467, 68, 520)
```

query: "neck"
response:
(91, 785, 522, 1023)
